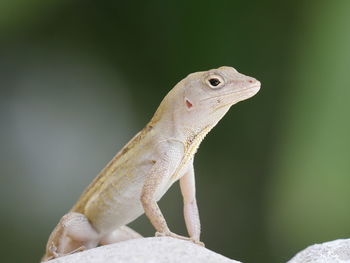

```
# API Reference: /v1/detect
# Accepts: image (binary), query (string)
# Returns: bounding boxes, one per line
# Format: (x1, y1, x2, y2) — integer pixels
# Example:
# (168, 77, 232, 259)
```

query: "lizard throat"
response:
(171, 125, 212, 181)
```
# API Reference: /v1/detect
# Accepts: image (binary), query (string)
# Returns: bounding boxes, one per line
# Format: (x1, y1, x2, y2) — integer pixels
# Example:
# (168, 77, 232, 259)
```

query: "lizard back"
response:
(71, 124, 154, 215)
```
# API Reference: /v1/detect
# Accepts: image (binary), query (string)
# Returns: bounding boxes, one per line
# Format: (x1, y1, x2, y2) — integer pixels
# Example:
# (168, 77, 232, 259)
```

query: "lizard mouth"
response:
(230, 83, 260, 101)
(240, 84, 260, 98)
(206, 83, 260, 112)
(200, 83, 260, 104)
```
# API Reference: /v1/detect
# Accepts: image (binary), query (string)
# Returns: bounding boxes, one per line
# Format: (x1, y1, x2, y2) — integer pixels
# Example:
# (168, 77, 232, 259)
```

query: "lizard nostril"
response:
(248, 79, 254, 83)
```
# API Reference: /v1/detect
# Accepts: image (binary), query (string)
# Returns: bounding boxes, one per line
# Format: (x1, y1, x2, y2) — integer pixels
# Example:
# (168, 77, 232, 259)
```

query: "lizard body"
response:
(42, 66, 260, 261)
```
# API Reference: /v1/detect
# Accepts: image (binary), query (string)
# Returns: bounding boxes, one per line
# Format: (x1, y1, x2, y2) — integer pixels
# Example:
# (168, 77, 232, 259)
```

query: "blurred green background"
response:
(1, 0, 350, 262)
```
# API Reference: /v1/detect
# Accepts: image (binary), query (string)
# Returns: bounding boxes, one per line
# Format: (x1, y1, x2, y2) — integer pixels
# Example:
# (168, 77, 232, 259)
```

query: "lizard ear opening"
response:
(185, 97, 193, 110)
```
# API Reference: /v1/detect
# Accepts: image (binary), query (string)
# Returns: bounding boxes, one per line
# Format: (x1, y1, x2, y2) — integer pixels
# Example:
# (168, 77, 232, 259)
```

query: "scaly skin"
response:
(42, 66, 260, 261)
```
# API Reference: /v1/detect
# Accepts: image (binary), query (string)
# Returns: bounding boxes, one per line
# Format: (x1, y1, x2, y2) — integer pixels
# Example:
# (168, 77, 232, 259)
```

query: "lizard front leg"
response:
(141, 154, 191, 241)
(180, 163, 204, 246)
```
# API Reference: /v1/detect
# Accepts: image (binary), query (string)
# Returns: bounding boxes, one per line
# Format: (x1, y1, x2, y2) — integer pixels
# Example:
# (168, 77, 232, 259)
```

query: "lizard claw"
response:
(155, 231, 166, 237)
(191, 239, 205, 247)
(156, 231, 190, 241)
(155, 231, 205, 246)
(68, 245, 87, 254)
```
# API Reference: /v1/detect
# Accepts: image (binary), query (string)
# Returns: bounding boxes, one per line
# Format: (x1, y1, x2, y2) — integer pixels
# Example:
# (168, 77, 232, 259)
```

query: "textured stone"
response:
(288, 239, 350, 263)
(48, 237, 240, 263)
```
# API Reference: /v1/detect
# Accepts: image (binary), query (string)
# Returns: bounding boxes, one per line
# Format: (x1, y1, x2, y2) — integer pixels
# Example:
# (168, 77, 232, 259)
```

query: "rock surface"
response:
(47, 237, 241, 263)
(45, 237, 350, 262)
(288, 239, 350, 263)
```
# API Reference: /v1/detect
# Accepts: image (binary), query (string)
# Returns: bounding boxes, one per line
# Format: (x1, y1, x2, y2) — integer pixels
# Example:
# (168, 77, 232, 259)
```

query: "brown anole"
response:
(42, 66, 260, 261)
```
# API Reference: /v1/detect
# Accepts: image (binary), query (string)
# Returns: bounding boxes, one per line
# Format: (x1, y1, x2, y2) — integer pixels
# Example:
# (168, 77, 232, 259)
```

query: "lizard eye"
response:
(209, 78, 220, 86)
(206, 75, 224, 89)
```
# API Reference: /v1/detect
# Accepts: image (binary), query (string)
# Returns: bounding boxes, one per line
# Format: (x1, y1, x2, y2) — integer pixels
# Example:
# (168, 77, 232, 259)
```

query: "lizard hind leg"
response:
(42, 212, 100, 261)
(100, 226, 142, 245)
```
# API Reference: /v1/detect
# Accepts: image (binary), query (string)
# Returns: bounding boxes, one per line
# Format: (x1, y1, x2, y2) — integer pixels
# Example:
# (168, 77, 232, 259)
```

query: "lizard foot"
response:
(155, 231, 205, 247)
(156, 231, 190, 241)
(192, 239, 205, 247)
(68, 245, 87, 255)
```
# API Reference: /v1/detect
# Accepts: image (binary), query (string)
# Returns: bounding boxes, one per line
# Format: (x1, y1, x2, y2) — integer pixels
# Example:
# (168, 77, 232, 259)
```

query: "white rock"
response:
(288, 239, 350, 263)
(47, 237, 241, 263)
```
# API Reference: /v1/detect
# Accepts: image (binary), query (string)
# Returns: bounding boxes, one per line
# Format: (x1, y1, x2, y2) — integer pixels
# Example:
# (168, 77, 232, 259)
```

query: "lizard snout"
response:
(247, 78, 260, 87)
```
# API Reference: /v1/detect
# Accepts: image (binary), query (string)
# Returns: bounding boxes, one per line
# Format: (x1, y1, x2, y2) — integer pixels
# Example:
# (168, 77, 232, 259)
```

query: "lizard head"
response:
(178, 66, 261, 128)
(151, 66, 260, 133)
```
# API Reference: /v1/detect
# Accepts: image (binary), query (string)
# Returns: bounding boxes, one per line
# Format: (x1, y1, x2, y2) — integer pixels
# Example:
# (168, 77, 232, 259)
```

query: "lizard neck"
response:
(150, 108, 214, 146)
(148, 84, 228, 145)
(170, 124, 212, 181)
(183, 125, 213, 148)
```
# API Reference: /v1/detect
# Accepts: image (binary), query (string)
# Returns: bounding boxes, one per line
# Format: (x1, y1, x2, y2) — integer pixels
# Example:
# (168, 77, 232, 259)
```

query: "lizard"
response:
(41, 66, 260, 261)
